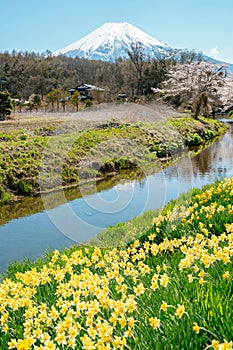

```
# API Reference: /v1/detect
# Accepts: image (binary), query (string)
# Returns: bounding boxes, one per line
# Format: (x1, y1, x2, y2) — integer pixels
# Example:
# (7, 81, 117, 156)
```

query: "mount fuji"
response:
(53, 22, 233, 72)
(53, 22, 174, 61)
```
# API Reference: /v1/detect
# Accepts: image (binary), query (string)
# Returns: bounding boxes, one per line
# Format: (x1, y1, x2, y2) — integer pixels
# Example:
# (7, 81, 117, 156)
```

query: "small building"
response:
(68, 83, 105, 102)
(117, 93, 127, 102)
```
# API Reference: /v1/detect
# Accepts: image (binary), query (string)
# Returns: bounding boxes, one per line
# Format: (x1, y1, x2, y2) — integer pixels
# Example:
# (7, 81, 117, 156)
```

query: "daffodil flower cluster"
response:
(0, 177, 232, 349)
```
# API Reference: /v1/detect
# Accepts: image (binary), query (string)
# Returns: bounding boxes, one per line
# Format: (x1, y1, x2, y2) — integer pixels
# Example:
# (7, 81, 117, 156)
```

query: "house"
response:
(68, 83, 105, 102)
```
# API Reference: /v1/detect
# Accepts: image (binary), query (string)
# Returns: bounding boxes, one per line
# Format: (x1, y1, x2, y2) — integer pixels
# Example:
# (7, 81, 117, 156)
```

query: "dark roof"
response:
(80, 94, 93, 100)
(70, 83, 105, 92)
(77, 84, 93, 91)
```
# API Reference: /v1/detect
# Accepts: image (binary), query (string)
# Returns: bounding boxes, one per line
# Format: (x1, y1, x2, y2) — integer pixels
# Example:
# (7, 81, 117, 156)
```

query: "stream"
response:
(0, 121, 233, 273)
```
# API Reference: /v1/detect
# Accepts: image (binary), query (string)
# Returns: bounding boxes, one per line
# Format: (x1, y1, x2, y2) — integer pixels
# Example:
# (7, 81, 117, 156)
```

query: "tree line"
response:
(0, 48, 181, 101)
(0, 47, 233, 119)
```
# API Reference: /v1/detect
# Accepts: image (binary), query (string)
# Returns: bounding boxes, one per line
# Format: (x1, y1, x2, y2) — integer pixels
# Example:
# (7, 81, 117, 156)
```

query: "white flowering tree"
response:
(152, 61, 232, 118)
(218, 73, 233, 112)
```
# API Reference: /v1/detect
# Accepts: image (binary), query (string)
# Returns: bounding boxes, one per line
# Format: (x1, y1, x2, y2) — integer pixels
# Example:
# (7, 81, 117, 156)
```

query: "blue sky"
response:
(1, 0, 233, 63)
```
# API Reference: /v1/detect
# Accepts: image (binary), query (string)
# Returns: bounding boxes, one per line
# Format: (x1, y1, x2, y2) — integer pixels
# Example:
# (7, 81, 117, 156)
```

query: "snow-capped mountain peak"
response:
(53, 22, 172, 61)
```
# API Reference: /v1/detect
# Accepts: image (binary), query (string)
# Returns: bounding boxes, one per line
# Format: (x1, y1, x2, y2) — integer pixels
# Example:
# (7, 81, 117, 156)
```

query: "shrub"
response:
(228, 110, 233, 118)
(0, 184, 10, 204)
(20, 133, 27, 140)
(15, 180, 33, 195)
(185, 132, 203, 146)
(84, 99, 93, 108)
(203, 129, 214, 140)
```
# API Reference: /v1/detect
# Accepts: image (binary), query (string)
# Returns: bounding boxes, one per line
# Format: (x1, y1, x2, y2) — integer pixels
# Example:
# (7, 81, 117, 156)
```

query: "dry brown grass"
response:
(2, 102, 179, 132)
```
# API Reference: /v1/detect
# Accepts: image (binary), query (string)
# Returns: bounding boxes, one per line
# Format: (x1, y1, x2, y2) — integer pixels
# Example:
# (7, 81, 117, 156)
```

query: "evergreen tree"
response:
(70, 91, 80, 112)
(30, 94, 42, 111)
(46, 89, 57, 112)
(0, 90, 13, 120)
(46, 88, 63, 112)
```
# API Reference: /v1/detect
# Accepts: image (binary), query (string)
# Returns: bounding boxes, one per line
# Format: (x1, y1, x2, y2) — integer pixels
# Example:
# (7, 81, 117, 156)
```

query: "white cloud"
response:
(210, 47, 220, 58)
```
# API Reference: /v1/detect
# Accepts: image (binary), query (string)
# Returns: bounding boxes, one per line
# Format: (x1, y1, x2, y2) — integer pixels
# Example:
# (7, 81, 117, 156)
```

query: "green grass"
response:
(90, 209, 159, 248)
(90, 185, 221, 248)
(0, 117, 227, 205)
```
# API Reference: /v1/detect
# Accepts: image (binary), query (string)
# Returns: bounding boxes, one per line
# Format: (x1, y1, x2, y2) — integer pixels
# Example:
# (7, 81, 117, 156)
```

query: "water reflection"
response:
(0, 124, 233, 272)
(191, 130, 233, 182)
(0, 168, 148, 227)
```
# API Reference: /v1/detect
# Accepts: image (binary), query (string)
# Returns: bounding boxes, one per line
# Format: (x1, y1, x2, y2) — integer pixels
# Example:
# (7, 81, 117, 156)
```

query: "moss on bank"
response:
(0, 116, 227, 205)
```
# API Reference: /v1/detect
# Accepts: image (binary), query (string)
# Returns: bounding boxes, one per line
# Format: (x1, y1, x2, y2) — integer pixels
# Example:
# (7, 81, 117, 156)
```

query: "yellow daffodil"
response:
(174, 304, 185, 318)
(223, 271, 231, 279)
(149, 317, 160, 329)
(192, 322, 200, 334)
(160, 301, 168, 312)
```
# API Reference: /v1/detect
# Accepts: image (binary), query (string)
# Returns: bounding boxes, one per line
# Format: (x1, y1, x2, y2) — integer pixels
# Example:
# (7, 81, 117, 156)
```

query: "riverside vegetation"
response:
(0, 112, 231, 349)
(0, 176, 232, 349)
(0, 114, 227, 206)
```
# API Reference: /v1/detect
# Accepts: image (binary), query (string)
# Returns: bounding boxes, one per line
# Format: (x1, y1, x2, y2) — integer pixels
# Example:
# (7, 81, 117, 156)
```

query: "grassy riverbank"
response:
(0, 177, 232, 349)
(0, 113, 228, 205)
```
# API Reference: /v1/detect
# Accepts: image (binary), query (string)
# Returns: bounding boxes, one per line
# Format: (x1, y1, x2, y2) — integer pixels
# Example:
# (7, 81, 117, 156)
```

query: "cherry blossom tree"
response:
(152, 61, 232, 118)
(218, 73, 233, 111)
